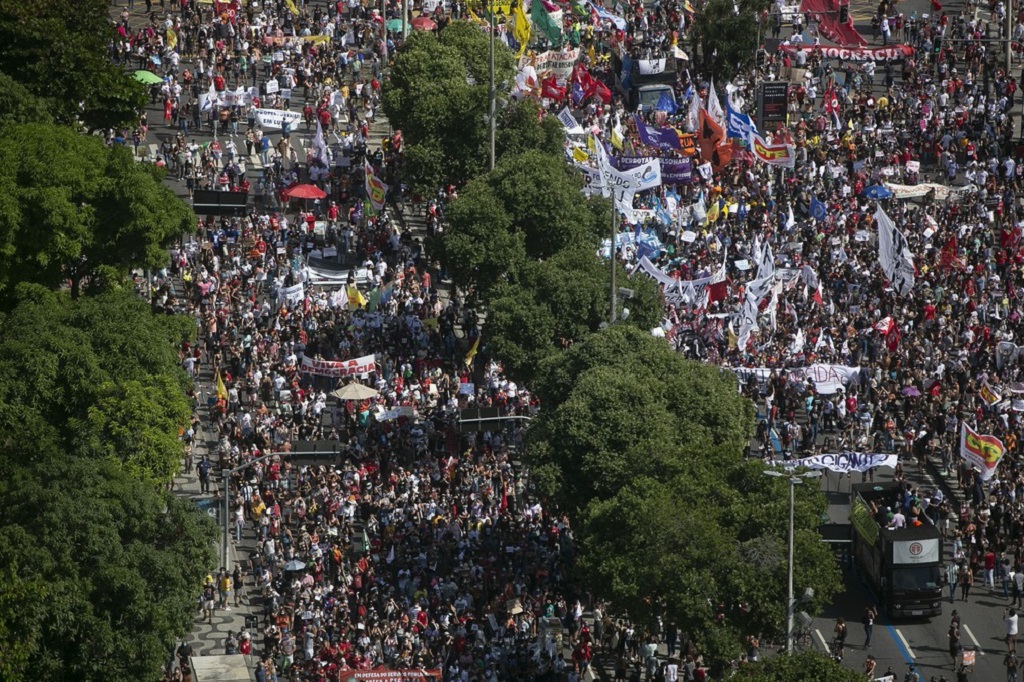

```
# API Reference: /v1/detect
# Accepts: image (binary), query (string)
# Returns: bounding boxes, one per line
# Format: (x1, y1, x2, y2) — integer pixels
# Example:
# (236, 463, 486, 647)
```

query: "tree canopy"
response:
(691, 0, 770, 83)
(0, 124, 194, 300)
(0, 285, 195, 482)
(730, 651, 865, 682)
(0, 285, 214, 681)
(0, 0, 146, 131)
(525, 326, 840, 666)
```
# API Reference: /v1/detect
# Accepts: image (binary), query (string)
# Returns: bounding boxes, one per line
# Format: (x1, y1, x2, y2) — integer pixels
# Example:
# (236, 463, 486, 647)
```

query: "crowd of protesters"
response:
(106, 0, 1024, 677)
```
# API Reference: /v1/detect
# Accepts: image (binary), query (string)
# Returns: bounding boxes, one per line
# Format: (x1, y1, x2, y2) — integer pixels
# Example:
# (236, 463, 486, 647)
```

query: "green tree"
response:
(0, 0, 146, 131)
(730, 651, 865, 682)
(0, 124, 194, 299)
(0, 285, 194, 482)
(382, 21, 515, 191)
(691, 0, 770, 83)
(0, 72, 54, 127)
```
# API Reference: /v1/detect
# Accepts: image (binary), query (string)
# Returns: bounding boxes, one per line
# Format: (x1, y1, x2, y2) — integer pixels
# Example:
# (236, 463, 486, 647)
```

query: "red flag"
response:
(812, 284, 824, 306)
(499, 486, 508, 514)
(939, 235, 967, 271)
(886, 324, 900, 352)
(872, 316, 894, 335)
(541, 75, 566, 101)
(706, 281, 729, 304)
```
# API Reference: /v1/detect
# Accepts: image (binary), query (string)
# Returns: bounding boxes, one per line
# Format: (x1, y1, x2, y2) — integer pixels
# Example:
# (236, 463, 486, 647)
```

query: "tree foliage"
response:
(525, 327, 840, 667)
(0, 72, 54, 127)
(0, 124, 194, 300)
(730, 651, 865, 682)
(0, 0, 146, 131)
(691, 0, 770, 83)
(0, 285, 194, 482)
(383, 21, 516, 191)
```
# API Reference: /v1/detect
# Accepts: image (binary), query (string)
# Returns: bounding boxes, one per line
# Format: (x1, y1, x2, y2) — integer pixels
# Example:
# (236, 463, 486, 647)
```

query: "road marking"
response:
(962, 623, 986, 655)
(815, 628, 829, 650)
(893, 627, 916, 660)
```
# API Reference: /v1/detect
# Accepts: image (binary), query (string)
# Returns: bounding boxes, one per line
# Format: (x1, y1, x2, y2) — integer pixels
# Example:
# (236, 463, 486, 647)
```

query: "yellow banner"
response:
(467, 0, 513, 16)
(302, 35, 331, 44)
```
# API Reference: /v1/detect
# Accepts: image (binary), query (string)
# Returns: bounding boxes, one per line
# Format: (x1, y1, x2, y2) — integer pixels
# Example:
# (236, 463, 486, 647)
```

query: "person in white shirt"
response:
(1008, 609, 1019, 652)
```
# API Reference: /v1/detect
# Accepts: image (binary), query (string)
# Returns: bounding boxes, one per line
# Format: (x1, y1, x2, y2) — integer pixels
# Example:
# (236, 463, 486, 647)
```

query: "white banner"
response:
(874, 206, 915, 297)
(782, 452, 898, 472)
(277, 282, 305, 304)
(300, 354, 376, 378)
(789, 364, 861, 394)
(557, 107, 584, 134)
(637, 58, 668, 75)
(376, 406, 417, 421)
(255, 107, 302, 130)
(996, 341, 1023, 370)
(530, 47, 580, 82)
(892, 538, 940, 564)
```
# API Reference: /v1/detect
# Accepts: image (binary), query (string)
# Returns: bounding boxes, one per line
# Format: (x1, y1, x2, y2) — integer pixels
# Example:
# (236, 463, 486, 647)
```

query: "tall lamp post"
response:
(763, 468, 822, 654)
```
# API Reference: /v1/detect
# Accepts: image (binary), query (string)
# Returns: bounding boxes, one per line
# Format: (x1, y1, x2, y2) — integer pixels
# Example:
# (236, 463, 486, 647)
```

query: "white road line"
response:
(962, 623, 985, 655)
(815, 629, 829, 650)
(895, 628, 917, 659)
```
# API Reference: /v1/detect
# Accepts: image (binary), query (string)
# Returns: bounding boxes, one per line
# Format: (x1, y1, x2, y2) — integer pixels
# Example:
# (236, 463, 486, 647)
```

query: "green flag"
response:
(530, 0, 562, 44)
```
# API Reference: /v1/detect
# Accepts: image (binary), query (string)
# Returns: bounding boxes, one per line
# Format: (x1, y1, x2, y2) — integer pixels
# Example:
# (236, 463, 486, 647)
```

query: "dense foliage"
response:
(0, 0, 146, 131)
(0, 290, 215, 681)
(730, 651, 866, 681)
(0, 124, 194, 300)
(690, 0, 771, 83)
(526, 327, 841, 665)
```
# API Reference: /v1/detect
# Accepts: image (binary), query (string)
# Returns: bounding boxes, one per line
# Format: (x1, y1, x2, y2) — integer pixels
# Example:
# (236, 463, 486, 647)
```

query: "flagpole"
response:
(489, 0, 496, 171)
(610, 202, 617, 324)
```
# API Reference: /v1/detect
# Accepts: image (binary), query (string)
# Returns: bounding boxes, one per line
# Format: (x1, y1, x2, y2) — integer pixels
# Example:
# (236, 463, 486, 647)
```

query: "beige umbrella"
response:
(330, 383, 379, 401)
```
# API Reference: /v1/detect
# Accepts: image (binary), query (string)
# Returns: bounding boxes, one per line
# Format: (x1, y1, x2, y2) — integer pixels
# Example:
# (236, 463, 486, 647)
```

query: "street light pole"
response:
(763, 469, 822, 654)
(489, 0, 496, 170)
(610, 202, 617, 324)
(219, 448, 339, 569)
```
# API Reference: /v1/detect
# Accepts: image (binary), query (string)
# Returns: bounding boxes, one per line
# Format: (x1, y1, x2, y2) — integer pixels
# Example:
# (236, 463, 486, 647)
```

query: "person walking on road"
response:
(962, 566, 975, 601)
(1015, 569, 1024, 608)
(1007, 650, 1020, 682)
(863, 605, 878, 649)
(197, 454, 212, 494)
(864, 655, 877, 678)
(948, 562, 961, 603)
(1008, 608, 1019, 653)
(949, 621, 962, 660)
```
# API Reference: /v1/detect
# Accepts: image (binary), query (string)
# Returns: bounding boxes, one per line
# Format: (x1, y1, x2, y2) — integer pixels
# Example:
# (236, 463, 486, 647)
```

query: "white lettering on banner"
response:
(781, 452, 898, 473)
(637, 58, 667, 75)
(300, 354, 376, 378)
(892, 538, 940, 564)
(557, 107, 584, 134)
(255, 108, 303, 130)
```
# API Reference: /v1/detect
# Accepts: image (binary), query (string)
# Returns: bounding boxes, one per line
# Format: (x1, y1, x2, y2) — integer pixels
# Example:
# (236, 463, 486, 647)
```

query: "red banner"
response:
(340, 669, 442, 682)
(778, 44, 914, 62)
(750, 134, 795, 169)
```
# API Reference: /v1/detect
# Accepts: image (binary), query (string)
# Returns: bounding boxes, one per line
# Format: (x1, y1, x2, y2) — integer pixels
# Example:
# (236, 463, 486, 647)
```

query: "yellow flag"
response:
(464, 336, 480, 367)
(512, 1, 531, 57)
(285, 0, 299, 15)
(727, 324, 738, 350)
(610, 125, 623, 151)
(571, 146, 589, 163)
(166, 27, 178, 49)
(347, 285, 368, 309)
(215, 371, 229, 401)
(706, 201, 720, 224)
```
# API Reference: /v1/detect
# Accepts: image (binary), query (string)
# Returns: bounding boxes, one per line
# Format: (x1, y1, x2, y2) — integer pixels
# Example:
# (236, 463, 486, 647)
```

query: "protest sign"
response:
(300, 354, 376, 378)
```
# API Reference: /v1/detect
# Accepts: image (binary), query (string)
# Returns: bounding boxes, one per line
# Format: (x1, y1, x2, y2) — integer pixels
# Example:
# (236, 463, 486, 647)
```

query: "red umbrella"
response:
(411, 15, 436, 30)
(284, 183, 327, 200)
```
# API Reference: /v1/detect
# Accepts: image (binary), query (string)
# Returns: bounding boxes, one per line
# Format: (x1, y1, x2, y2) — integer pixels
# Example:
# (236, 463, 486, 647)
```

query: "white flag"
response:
(874, 205, 915, 297)
(707, 79, 726, 130)
(685, 86, 701, 133)
(310, 119, 330, 167)
(791, 328, 805, 354)
(558, 107, 585, 134)
(737, 294, 759, 351)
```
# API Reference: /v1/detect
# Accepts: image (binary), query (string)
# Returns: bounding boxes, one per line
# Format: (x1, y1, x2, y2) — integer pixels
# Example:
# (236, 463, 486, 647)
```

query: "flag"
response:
(465, 336, 480, 367)
(872, 316, 894, 335)
(633, 113, 683, 150)
(810, 196, 827, 221)
(200, 81, 218, 111)
(791, 328, 805, 354)
(697, 109, 724, 163)
(610, 119, 624, 150)
(512, 0, 532, 57)
(589, 0, 627, 29)
(166, 27, 178, 50)
(499, 485, 509, 514)
(706, 80, 726, 129)
(725, 98, 756, 144)
(705, 200, 720, 224)
(557, 106, 584, 134)
(285, 0, 299, 14)
(347, 285, 367, 309)
(750, 133, 796, 168)
(310, 119, 329, 167)
(980, 381, 1002, 406)
(531, 0, 563, 44)
(655, 91, 678, 114)
(215, 371, 229, 401)
(541, 75, 566, 101)
(960, 423, 1006, 480)
(685, 86, 701, 133)
(939, 235, 967, 271)
(874, 205, 915, 297)
(364, 159, 388, 213)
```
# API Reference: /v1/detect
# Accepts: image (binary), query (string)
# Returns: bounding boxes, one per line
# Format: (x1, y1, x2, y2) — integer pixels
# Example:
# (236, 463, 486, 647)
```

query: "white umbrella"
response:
(330, 383, 379, 401)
